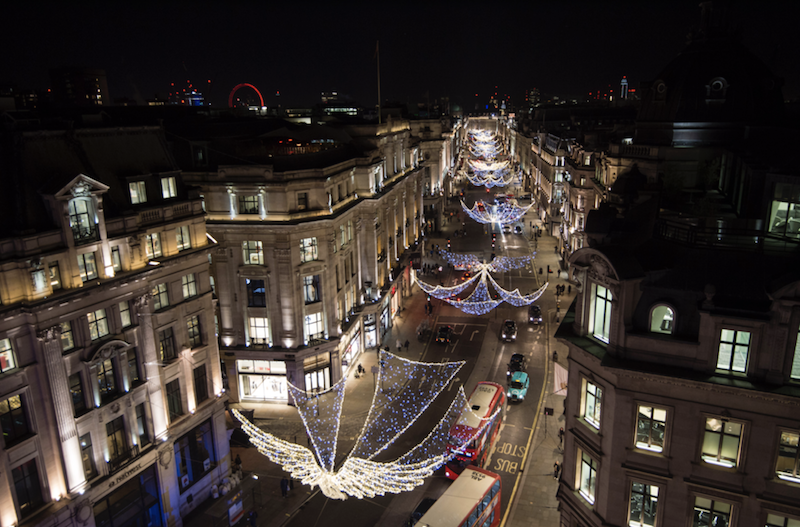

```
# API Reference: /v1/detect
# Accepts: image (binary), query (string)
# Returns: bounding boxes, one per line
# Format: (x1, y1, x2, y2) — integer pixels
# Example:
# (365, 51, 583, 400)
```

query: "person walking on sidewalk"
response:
(553, 461, 561, 480)
(404, 339, 410, 351)
(280, 477, 290, 498)
(396, 339, 402, 353)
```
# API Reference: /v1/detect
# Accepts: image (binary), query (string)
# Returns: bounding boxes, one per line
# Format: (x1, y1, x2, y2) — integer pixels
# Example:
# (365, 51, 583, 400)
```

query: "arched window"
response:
(650, 305, 675, 334)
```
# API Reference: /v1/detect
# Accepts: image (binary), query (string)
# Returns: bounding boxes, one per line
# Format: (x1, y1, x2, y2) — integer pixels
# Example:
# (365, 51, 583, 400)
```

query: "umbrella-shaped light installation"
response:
(462, 199, 533, 225)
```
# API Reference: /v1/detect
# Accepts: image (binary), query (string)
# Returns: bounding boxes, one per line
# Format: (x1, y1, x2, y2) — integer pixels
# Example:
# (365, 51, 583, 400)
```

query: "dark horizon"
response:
(3, 0, 799, 109)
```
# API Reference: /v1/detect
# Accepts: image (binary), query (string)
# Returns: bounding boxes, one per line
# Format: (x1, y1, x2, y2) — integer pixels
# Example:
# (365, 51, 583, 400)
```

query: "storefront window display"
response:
(237, 360, 288, 401)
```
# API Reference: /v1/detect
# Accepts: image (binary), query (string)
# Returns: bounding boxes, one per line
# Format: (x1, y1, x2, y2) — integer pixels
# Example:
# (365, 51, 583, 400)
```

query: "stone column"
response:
(135, 293, 169, 440)
(37, 326, 86, 494)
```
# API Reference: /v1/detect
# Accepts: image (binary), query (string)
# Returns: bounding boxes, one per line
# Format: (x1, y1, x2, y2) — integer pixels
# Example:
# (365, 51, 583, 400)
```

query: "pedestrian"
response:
(248, 511, 258, 527)
(404, 339, 410, 351)
(280, 477, 289, 498)
(396, 339, 402, 353)
(558, 427, 565, 445)
(357, 363, 364, 376)
(553, 461, 561, 480)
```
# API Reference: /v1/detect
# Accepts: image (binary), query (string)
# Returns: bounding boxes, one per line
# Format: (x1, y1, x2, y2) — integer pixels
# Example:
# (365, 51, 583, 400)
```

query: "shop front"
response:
(93, 462, 162, 527)
(236, 359, 288, 402)
(341, 329, 361, 375)
(303, 352, 330, 392)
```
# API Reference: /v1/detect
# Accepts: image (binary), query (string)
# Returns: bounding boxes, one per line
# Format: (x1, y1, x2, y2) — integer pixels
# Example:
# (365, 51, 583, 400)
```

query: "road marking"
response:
(470, 330, 480, 341)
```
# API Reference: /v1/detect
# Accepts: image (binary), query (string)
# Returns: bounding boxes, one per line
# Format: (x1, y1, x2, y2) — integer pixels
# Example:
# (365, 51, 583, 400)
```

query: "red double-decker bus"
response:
(445, 381, 506, 480)
(417, 466, 502, 527)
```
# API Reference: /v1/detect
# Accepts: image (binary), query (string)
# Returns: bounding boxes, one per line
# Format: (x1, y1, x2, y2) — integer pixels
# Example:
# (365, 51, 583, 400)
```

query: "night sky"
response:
(3, 0, 798, 109)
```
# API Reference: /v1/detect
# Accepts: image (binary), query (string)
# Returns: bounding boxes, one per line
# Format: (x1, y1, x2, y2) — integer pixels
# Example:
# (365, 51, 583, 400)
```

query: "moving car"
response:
(436, 325, 454, 344)
(528, 304, 542, 324)
(507, 353, 527, 380)
(500, 319, 517, 341)
(502, 224, 512, 234)
(514, 225, 523, 235)
(508, 371, 530, 402)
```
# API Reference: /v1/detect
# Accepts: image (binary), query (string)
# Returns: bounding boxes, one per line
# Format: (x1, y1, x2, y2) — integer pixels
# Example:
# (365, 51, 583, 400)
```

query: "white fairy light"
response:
(231, 353, 497, 500)
(462, 199, 533, 224)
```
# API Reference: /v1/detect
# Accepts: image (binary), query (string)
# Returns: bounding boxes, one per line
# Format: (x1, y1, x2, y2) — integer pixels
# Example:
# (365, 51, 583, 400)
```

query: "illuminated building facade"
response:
(0, 125, 228, 527)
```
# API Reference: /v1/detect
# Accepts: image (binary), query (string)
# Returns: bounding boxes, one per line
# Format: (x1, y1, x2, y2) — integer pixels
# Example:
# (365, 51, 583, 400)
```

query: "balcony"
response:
(72, 223, 99, 245)
(106, 444, 139, 474)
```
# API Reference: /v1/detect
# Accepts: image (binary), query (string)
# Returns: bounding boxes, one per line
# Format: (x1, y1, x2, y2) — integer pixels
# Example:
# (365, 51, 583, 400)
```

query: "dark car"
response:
(528, 304, 542, 324)
(507, 353, 527, 380)
(436, 325, 454, 344)
(500, 319, 517, 341)
(407, 497, 437, 526)
(514, 225, 523, 234)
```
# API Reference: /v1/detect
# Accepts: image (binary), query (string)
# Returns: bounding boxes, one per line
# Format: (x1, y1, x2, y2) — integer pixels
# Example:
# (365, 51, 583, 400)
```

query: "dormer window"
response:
(129, 181, 147, 204)
(161, 177, 177, 199)
(68, 198, 98, 244)
(650, 304, 675, 334)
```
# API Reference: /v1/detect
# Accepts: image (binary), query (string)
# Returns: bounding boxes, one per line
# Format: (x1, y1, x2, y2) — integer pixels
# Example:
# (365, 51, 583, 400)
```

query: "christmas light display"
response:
(469, 160, 509, 173)
(415, 251, 548, 315)
(462, 199, 533, 225)
(232, 351, 499, 500)
(465, 169, 516, 188)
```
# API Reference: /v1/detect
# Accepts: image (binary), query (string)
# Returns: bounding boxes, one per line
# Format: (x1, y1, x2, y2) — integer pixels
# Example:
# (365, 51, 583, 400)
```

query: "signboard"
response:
(228, 491, 244, 526)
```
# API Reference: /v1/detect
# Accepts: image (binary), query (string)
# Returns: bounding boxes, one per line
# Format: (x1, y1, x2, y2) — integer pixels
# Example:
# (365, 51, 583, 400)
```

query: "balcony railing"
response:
(107, 444, 139, 474)
(72, 223, 99, 244)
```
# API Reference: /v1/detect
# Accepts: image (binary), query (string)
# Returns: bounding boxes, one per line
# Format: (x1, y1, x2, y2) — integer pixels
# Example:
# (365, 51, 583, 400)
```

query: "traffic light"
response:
(547, 265, 551, 274)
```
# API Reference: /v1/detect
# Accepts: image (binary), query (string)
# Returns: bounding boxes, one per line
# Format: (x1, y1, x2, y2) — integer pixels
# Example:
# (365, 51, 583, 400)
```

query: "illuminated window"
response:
(304, 312, 323, 341)
(152, 283, 169, 311)
(60, 321, 74, 352)
(176, 225, 192, 251)
(580, 378, 602, 430)
(635, 405, 667, 452)
(766, 513, 800, 527)
(717, 329, 750, 373)
(106, 416, 128, 465)
(591, 284, 612, 342)
(182, 273, 197, 299)
(297, 192, 308, 211)
(187, 315, 201, 348)
(242, 241, 263, 265)
(159, 328, 176, 362)
(628, 481, 658, 527)
(248, 317, 269, 346)
(145, 233, 162, 259)
(692, 497, 731, 527)
(776, 430, 800, 483)
(792, 329, 800, 380)
(87, 309, 109, 340)
(701, 417, 742, 468)
(129, 181, 147, 204)
(300, 237, 318, 263)
(161, 176, 177, 199)
(577, 449, 598, 504)
(77, 252, 98, 282)
(119, 301, 131, 328)
(110, 246, 122, 272)
(238, 195, 259, 214)
(79, 433, 97, 480)
(304, 275, 320, 304)
(69, 198, 97, 243)
(650, 305, 674, 334)
(49, 262, 62, 290)
(0, 338, 15, 374)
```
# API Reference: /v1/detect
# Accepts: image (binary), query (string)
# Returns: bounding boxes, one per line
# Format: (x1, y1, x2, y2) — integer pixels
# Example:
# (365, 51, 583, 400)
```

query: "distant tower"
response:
(620, 76, 629, 99)
(49, 68, 110, 107)
(169, 80, 206, 106)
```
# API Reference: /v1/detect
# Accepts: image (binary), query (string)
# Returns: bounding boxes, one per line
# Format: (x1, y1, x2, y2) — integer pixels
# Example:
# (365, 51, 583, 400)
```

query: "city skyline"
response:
(4, 0, 799, 108)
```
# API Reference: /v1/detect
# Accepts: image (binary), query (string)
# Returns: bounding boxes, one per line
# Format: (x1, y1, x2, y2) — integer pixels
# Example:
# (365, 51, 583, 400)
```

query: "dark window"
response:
(106, 416, 129, 469)
(174, 419, 215, 492)
(166, 379, 183, 421)
(246, 279, 266, 307)
(159, 328, 176, 362)
(187, 316, 202, 348)
(93, 464, 162, 527)
(128, 349, 140, 384)
(238, 195, 259, 214)
(69, 373, 87, 415)
(297, 192, 308, 210)
(194, 365, 208, 404)
(0, 394, 30, 446)
(120, 301, 132, 328)
(77, 252, 98, 282)
(135, 403, 150, 447)
(80, 433, 97, 480)
(97, 358, 117, 403)
(12, 459, 43, 518)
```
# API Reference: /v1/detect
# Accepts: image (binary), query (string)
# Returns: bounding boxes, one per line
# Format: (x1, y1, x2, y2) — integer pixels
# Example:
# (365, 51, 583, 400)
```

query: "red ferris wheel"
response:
(228, 83, 264, 108)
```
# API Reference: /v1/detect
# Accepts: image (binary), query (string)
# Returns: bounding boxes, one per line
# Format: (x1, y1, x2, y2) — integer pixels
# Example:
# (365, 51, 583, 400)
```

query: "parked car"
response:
(508, 371, 530, 402)
(436, 325, 454, 344)
(507, 353, 527, 380)
(528, 304, 542, 324)
(407, 497, 437, 526)
(500, 319, 517, 341)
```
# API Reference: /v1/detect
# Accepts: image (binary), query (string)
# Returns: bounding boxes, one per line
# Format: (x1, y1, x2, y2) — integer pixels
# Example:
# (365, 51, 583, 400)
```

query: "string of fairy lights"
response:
(461, 199, 533, 225)
(231, 351, 497, 500)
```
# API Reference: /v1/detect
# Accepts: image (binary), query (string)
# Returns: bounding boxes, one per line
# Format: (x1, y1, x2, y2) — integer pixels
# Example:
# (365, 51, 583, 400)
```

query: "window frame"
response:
(649, 304, 675, 334)
(242, 241, 264, 265)
(716, 328, 751, 373)
(238, 195, 259, 214)
(187, 315, 202, 348)
(246, 278, 266, 307)
(303, 274, 321, 304)
(775, 428, 800, 483)
(97, 357, 118, 404)
(87, 308, 110, 340)
(119, 300, 132, 328)
(0, 394, 31, 446)
(700, 415, 744, 469)
(300, 237, 318, 263)
(577, 447, 599, 505)
(580, 376, 603, 430)
(176, 225, 192, 252)
(194, 364, 209, 404)
(135, 403, 151, 447)
(129, 180, 147, 204)
(692, 495, 732, 527)
(182, 273, 198, 299)
(105, 415, 128, 465)
(110, 246, 122, 273)
(79, 433, 97, 480)
(0, 337, 17, 373)
(634, 403, 668, 453)
(152, 283, 169, 311)
(69, 372, 87, 415)
(627, 480, 660, 527)
(11, 458, 43, 519)
(145, 232, 162, 259)
(166, 379, 183, 421)
(590, 283, 613, 343)
(77, 251, 98, 282)
(159, 327, 177, 362)
(248, 317, 269, 346)
(161, 176, 177, 199)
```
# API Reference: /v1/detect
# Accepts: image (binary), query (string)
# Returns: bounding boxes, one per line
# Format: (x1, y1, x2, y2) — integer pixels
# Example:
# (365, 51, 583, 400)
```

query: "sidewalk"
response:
(190, 202, 574, 527)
